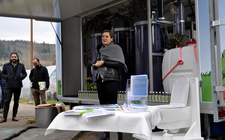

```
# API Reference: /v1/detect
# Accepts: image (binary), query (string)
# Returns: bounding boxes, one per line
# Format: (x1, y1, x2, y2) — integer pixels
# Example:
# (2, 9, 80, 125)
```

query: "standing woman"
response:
(93, 30, 127, 140)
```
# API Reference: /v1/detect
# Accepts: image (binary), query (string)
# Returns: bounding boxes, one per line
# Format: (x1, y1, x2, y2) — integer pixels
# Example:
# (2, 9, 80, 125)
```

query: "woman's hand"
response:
(94, 61, 104, 67)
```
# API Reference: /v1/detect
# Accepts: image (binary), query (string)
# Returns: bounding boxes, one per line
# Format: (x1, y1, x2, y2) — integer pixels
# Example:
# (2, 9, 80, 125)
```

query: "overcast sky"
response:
(0, 17, 56, 44)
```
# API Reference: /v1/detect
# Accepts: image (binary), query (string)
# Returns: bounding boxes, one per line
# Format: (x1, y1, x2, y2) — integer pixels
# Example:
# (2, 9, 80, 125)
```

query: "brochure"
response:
(103, 108, 123, 111)
(85, 109, 115, 122)
(62, 109, 94, 116)
(81, 105, 102, 109)
(130, 75, 148, 96)
(38, 81, 46, 90)
(102, 104, 119, 108)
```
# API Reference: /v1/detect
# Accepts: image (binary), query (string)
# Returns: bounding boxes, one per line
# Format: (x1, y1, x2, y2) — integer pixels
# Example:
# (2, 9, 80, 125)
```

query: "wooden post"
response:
(29, 19, 34, 103)
(31, 19, 33, 70)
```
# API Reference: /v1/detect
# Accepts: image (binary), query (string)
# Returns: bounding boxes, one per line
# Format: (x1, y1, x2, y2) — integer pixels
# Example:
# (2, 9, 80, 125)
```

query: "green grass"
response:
(17, 98, 66, 106)
(26, 119, 36, 124)
(46, 99, 65, 106)
(0, 60, 8, 63)
(18, 98, 31, 103)
(0, 60, 8, 67)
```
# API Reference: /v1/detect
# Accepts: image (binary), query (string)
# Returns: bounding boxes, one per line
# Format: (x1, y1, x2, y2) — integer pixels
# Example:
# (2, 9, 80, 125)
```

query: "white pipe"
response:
(80, 18, 83, 90)
(214, 0, 225, 106)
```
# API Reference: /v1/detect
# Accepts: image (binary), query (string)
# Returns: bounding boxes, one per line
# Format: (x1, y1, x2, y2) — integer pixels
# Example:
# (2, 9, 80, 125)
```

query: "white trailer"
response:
(1, 0, 225, 139)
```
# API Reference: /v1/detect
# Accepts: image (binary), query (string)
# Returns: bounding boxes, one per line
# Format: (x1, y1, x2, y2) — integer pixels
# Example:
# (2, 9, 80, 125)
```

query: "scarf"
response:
(96, 43, 127, 77)
(99, 43, 125, 64)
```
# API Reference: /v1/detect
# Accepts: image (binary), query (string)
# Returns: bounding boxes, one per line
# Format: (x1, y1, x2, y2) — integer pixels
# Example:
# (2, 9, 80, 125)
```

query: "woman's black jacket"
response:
(93, 59, 123, 82)
(93, 43, 124, 83)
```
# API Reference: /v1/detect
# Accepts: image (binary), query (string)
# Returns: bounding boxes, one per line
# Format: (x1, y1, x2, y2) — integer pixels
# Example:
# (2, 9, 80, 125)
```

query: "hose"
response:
(156, 0, 166, 49)
(3, 126, 38, 140)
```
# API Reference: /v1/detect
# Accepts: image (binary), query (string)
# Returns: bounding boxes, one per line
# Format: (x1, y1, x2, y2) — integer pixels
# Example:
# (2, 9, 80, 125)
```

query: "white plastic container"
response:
(162, 41, 199, 93)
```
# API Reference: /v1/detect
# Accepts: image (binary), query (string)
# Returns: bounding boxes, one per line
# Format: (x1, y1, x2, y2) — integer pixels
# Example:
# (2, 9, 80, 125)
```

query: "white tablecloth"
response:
(45, 106, 161, 140)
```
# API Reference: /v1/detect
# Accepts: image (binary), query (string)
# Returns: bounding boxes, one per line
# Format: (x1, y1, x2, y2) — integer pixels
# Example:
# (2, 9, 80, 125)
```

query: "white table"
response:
(45, 106, 161, 140)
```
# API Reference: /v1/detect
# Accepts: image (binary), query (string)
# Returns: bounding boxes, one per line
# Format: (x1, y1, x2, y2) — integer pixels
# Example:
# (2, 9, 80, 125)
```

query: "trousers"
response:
(32, 88, 46, 106)
(0, 87, 2, 108)
(0, 88, 4, 108)
(3, 88, 21, 119)
(96, 81, 119, 104)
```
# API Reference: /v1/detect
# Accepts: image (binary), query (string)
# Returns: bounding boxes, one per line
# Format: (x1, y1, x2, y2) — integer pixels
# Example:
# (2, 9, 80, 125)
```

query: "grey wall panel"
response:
(62, 17, 81, 97)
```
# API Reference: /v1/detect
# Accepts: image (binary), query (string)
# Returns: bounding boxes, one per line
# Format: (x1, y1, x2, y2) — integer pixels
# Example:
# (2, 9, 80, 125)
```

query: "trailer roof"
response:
(0, 0, 125, 22)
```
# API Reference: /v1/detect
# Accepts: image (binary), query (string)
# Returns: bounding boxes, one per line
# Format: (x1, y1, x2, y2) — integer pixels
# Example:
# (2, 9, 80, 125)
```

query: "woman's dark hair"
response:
(102, 30, 114, 43)
(10, 52, 20, 62)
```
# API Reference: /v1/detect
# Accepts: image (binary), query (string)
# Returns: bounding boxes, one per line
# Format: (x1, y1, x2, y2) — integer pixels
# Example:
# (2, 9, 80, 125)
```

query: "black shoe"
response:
(0, 118, 7, 123)
(99, 132, 109, 140)
(12, 117, 18, 121)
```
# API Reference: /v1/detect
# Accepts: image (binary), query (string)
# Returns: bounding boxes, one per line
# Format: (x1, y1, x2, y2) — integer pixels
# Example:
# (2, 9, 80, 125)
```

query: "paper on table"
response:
(102, 104, 119, 108)
(82, 105, 102, 109)
(38, 81, 46, 90)
(103, 108, 123, 111)
(62, 109, 94, 116)
(85, 109, 115, 122)
(62, 110, 84, 115)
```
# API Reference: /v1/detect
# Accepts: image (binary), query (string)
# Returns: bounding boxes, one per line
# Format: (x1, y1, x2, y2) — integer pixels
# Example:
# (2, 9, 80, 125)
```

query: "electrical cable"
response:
(156, 0, 166, 49)
(50, 22, 63, 48)
(3, 126, 38, 140)
(49, 0, 63, 49)
(188, 0, 194, 16)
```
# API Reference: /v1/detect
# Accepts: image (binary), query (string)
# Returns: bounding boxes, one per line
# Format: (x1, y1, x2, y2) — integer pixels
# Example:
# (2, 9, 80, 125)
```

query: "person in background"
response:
(0, 70, 2, 113)
(0, 78, 6, 113)
(93, 30, 127, 140)
(0, 52, 27, 123)
(29, 58, 49, 106)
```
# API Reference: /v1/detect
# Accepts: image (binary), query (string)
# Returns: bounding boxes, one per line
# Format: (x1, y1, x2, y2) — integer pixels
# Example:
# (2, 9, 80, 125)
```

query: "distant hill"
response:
(0, 40, 55, 69)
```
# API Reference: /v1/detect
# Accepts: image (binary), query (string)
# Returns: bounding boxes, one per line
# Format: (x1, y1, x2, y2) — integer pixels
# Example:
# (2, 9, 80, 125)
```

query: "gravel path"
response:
(0, 102, 69, 119)
(10, 102, 36, 118)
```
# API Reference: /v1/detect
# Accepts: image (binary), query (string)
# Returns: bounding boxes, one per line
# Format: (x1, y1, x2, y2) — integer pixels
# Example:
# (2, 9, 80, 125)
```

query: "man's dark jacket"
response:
(1, 62, 27, 88)
(29, 65, 49, 89)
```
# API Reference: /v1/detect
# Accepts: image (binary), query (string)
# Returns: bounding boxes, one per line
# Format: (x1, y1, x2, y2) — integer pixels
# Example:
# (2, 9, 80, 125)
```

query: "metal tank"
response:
(134, 10, 163, 91)
(111, 15, 135, 91)
(152, 11, 163, 91)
